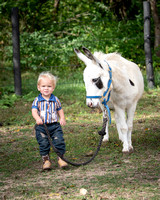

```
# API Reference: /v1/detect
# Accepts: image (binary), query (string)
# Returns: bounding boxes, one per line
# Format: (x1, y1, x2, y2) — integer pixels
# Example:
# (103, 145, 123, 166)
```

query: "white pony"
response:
(74, 47, 144, 153)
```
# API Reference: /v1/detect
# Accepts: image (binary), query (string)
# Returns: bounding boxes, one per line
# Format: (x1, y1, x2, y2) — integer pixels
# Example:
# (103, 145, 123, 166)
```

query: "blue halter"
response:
(86, 61, 112, 124)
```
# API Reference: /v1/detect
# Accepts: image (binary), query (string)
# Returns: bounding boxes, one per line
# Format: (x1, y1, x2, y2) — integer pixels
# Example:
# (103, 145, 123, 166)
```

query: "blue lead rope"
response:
(102, 64, 112, 124)
(86, 96, 102, 98)
(86, 61, 112, 124)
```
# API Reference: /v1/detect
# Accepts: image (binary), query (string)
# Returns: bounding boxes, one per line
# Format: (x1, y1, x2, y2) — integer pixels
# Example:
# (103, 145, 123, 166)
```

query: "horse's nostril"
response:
(87, 102, 92, 107)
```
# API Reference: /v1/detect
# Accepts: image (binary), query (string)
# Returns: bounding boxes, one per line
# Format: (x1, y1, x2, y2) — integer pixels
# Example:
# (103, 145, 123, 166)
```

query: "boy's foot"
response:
(43, 160, 51, 170)
(42, 155, 51, 170)
(58, 157, 68, 168)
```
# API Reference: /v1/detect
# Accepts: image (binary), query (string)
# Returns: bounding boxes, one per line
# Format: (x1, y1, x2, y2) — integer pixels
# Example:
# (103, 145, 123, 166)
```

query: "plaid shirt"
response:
(32, 94, 62, 124)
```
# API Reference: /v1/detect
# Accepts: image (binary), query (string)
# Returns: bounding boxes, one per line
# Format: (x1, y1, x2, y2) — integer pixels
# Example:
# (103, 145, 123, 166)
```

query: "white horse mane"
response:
(94, 51, 121, 60)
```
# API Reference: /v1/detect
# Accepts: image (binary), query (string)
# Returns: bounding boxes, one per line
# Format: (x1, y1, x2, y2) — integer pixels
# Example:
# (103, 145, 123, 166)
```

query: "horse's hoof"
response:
(102, 139, 108, 142)
(129, 148, 134, 153)
(122, 147, 130, 154)
(122, 151, 130, 154)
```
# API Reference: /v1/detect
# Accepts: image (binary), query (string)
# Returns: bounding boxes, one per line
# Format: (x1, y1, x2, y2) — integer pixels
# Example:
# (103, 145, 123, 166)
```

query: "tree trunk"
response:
(143, 1, 155, 88)
(11, 7, 22, 96)
(53, 0, 60, 21)
(149, 0, 160, 57)
(109, 0, 132, 19)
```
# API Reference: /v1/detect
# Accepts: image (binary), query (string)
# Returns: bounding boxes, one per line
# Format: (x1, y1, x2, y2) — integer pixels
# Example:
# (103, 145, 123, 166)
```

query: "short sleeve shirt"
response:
(32, 94, 62, 124)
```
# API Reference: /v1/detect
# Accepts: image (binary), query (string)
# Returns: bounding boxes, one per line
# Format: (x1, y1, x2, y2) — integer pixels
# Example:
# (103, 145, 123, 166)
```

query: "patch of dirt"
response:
(1, 154, 160, 200)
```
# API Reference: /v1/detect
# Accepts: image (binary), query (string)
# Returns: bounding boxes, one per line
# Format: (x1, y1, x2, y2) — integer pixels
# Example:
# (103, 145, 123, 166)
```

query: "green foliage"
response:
(0, 80, 17, 108)
(0, 0, 160, 101)
(0, 94, 19, 109)
(11, 15, 145, 72)
(0, 0, 147, 70)
(1, 0, 156, 74)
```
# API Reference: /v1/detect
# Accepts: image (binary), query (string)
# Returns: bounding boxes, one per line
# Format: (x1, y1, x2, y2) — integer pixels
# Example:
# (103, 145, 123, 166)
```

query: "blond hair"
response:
(37, 71, 57, 88)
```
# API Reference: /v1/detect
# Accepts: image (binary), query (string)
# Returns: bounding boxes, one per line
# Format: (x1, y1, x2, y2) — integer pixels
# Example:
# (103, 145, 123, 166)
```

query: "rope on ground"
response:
(42, 120, 107, 166)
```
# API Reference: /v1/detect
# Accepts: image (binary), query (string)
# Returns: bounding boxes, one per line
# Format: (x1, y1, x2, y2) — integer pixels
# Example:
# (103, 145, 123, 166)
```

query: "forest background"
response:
(0, 0, 160, 106)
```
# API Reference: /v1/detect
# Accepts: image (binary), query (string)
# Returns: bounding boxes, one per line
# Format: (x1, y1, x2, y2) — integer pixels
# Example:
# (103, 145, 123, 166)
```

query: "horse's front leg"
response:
(114, 106, 129, 153)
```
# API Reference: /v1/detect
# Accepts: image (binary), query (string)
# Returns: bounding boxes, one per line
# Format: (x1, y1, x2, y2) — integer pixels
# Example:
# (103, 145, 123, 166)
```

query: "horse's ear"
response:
(82, 47, 103, 69)
(82, 47, 95, 61)
(74, 48, 91, 65)
(74, 48, 80, 54)
(74, 47, 103, 69)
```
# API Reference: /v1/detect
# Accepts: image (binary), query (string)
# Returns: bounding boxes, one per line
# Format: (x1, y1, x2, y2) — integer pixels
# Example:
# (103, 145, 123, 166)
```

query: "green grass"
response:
(0, 71, 160, 199)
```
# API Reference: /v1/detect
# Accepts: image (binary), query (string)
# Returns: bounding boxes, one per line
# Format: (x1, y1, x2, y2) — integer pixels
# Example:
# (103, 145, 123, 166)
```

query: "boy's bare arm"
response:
(32, 108, 43, 125)
(58, 109, 66, 126)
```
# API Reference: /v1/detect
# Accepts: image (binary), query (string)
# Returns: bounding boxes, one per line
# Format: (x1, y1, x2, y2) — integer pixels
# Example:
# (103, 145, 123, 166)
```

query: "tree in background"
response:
(149, 0, 160, 57)
(107, 0, 142, 19)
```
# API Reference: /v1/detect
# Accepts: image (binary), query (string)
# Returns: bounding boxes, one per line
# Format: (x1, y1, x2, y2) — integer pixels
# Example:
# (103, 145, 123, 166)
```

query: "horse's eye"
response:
(92, 77, 103, 89)
(92, 78, 99, 83)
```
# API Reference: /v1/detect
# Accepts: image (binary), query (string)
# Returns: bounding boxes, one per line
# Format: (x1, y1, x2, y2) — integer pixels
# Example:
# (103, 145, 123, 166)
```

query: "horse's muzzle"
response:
(86, 99, 100, 108)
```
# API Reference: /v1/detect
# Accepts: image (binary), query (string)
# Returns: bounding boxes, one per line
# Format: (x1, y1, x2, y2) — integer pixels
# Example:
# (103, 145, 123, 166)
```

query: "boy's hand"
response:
(36, 118, 43, 125)
(60, 118, 66, 126)
(32, 109, 43, 125)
